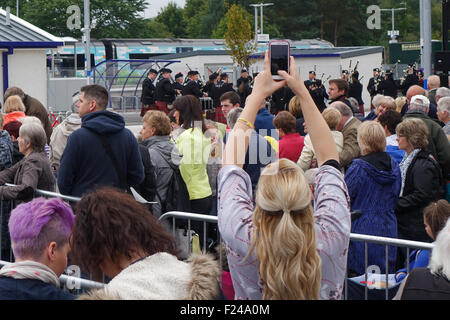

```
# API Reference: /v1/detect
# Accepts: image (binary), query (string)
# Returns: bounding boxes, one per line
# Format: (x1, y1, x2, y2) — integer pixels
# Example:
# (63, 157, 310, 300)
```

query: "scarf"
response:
(399, 149, 421, 196)
(0, 260, 60, 287)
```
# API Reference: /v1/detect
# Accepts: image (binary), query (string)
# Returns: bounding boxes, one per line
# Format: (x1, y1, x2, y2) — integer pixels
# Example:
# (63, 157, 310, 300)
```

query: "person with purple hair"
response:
(0, 197, 75, 300)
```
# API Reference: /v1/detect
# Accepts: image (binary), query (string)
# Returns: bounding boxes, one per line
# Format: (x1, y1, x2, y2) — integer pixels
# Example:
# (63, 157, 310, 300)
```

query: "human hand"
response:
(251, 51, 287, 99)
(277, 56, 307, 96)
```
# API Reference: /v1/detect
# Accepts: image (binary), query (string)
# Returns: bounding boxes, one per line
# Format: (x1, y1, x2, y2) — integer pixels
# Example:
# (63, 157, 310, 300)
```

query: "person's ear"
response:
(46, 242, 58, 262)
(89, 99, 97, 112)
(151, 127, 156, 136)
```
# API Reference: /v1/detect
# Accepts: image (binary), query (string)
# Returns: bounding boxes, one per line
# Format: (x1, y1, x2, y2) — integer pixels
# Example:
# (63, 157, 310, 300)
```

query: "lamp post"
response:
(249, 3, 274, 38)
(380, 3, 406, 43)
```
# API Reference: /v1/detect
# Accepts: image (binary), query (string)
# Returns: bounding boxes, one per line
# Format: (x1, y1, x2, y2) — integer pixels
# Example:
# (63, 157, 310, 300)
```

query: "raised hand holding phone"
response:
(269, 40, 290, 80)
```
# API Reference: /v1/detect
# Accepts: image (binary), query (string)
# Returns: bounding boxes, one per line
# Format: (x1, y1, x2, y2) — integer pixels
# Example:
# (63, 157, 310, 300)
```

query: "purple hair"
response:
(8, 197, 75, 259)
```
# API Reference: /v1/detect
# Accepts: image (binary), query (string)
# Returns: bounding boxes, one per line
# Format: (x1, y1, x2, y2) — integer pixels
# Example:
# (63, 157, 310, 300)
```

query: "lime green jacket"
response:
(177, 127, 212, 200)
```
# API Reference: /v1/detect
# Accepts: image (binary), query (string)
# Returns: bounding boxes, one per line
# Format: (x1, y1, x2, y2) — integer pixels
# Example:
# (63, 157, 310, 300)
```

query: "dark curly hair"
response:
(70, 187, 178, 273)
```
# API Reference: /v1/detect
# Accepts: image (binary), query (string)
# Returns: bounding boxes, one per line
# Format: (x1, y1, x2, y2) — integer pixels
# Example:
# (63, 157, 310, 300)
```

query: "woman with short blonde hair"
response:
(345, 120, 401, 276)
(3, 95, 26, 127)
(357, 120, 387, 155)
(139, 110, 183, 218)
(142, 110, 172, 136)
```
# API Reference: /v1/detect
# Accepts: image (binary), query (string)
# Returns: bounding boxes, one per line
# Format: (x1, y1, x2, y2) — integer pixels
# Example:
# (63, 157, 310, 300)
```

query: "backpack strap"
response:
(88, 128, 131, 193)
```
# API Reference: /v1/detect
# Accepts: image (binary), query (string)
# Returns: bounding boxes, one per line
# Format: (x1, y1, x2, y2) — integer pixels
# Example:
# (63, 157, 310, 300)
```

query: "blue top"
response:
(254, 108, 278, 139)
(223, 130, 277, 192)
(0, 277, 75, 300)
(345, 153, 402, 275)
(395, 249, 430, 283)
(57, 110, 144, 197)
(386, 145, 406, 164)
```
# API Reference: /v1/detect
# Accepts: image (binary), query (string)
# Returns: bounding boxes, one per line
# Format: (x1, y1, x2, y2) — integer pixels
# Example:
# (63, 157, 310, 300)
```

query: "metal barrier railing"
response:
(159, 211, 435, 300)
(0, 186, 435, 300)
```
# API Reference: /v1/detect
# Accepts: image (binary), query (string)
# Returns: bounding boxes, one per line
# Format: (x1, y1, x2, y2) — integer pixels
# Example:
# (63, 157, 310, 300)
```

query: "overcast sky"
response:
(144, 0, 186, 18)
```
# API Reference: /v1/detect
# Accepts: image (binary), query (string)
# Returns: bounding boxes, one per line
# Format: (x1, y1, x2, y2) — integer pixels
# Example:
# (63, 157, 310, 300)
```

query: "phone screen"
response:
(270, 44, 289, 75)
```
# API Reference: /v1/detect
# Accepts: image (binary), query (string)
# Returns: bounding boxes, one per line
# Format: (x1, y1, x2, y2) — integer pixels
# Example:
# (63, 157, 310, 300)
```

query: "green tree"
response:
(143, 19, 174, 38)
(155, 1, 187, 38)
(224, 4, 256, 68)
(183, 0, 209, 38)
(10, 0, 149, 38)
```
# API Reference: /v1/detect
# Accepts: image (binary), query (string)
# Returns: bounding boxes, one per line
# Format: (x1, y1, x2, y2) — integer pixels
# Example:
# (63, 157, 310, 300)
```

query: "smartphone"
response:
(269, 40, 290, 80)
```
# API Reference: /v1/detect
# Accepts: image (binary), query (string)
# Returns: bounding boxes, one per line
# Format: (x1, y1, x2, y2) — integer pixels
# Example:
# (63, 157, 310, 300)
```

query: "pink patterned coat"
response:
(217, 164, 351, 300)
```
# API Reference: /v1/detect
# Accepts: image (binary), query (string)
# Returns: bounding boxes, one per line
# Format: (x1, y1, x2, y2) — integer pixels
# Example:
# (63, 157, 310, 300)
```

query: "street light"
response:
(380, 2, 407, 43)
(249, 3, 274, 37)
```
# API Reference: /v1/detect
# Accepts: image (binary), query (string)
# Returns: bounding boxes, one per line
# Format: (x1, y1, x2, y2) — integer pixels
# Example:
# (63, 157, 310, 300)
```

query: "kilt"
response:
(140, 103, 156, 117)
(155, 101, 171, 115)
(215, 106, 227, 124)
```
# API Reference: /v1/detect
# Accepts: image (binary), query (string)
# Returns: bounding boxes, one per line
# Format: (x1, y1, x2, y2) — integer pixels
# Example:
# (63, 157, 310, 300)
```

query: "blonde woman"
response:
(297, 107, 343, 171)
(3, 95, 26, 127)
(218, 52, 351, 300)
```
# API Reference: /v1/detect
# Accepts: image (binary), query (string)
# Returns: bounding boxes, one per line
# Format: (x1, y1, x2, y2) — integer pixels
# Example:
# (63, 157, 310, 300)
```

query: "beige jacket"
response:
(298, 130, 344, 171)
(339, 117, 361, 169)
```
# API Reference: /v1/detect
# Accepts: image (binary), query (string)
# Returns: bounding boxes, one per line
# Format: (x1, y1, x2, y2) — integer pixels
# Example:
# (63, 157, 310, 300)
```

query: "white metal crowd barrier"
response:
(159, 211, 435, 300)
(0, 187, 436, 299)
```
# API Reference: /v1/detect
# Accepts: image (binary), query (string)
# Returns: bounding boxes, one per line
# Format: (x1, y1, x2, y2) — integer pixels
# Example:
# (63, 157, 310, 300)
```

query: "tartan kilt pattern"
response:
(215, 106, 227, 124)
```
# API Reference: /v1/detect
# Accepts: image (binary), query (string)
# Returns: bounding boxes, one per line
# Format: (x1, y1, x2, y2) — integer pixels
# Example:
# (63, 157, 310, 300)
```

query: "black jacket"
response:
(211, 81, 234, 107)
(401, 268, 450, 300)
(140, 78, 155, 105)
(348, 81, 363, 105)
(155, 78, 176, 103)
(395, 149, 443, 242)
(378, 77, 398, 99)
(182, 79, 203, 98)
(0, 277, 75, 300)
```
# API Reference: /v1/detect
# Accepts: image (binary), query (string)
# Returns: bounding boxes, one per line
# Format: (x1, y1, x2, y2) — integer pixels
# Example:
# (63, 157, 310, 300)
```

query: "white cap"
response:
(410, 94, 430, 108)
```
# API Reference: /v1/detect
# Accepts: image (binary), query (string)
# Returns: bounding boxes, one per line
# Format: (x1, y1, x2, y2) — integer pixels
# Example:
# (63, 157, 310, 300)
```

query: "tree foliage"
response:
(1, 0, 444, 48)
(223, 4, 256, 68)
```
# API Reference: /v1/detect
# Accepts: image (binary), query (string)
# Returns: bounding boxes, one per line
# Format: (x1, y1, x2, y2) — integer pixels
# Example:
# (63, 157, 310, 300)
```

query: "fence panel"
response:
(159, 211, 434, 300)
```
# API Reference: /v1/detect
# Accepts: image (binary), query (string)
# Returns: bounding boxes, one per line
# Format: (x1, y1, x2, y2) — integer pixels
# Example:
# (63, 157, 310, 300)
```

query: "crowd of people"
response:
(0, 51, 449, 300)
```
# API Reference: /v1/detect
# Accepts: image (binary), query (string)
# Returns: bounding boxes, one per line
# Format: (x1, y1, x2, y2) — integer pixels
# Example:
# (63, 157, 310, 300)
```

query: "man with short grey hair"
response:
(49, 92, 82, 173)
(437, 96, 450, 138)
(435, 87, 450, 104)
(226, 107, 244, 129)
(404, 94, 450, 181)
(330, 101, 361, 170)
(427, 75, 440, 105)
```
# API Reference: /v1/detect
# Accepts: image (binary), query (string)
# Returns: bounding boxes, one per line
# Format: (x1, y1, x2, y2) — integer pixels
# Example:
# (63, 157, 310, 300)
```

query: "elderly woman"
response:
(395, 118, 443, 245)
(0, 122, 55, 260)
(138, 110, 183, 218)
(345, 121, 401, 276)
(0, 197, 75, 300)
(218, 52, 350, 300)
(2, 95, 26, 127)
(71, 187, 222, 300)
(0, 121, 55, 200)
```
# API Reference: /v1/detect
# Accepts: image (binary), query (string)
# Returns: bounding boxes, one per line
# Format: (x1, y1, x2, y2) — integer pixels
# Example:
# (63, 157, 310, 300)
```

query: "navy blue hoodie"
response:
(57, 110, 144, 197)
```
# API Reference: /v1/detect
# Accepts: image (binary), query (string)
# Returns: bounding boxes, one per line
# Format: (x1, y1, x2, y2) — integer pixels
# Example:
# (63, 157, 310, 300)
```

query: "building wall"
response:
(7, 49, 48, 106)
